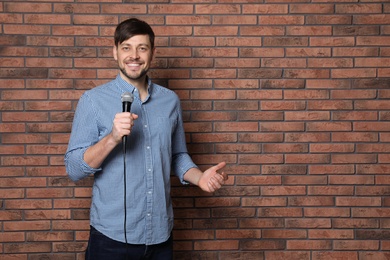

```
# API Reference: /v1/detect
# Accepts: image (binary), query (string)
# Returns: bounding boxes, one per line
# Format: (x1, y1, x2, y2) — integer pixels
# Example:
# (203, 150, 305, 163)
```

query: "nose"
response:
(129, 49, 139, 59)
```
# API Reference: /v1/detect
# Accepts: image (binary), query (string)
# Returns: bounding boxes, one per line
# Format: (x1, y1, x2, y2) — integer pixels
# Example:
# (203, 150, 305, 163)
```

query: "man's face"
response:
(113, 34, 155, 85)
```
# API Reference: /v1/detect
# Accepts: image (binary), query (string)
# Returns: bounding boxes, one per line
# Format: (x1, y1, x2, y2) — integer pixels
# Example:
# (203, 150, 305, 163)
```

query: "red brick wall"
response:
(1, 1, 390, 259)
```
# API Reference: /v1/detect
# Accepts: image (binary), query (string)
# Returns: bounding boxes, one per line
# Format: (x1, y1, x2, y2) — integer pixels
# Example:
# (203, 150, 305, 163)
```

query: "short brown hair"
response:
(114, 18, 155, 49)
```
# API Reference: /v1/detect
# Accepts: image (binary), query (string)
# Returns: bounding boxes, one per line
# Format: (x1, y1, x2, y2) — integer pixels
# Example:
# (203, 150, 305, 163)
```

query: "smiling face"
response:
(113, 34, 155, 88)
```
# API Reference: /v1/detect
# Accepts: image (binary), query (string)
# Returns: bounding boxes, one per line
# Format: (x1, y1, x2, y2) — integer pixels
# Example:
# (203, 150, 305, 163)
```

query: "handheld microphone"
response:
(121, 92, 134, 153)
(121, 92, 134, 249)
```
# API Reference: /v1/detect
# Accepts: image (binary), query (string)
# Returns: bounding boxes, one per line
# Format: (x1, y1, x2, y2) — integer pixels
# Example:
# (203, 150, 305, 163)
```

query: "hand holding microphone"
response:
(112, 92, 138, 151)
(121, 92, 134, 152)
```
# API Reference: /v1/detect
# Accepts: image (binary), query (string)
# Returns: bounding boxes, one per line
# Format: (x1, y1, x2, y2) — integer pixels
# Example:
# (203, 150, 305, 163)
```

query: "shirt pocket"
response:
(151, 117, 176, 150)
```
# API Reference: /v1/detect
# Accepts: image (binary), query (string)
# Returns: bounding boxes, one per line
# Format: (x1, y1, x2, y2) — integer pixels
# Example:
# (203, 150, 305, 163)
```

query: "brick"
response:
(286, 154, 330, 164)
(258, 208, 303, 217)
(215, 58, 259, 68)
(30, 254, 75, 260)
(73, 15, 118, 25)
(4, 243, 52, 253)
(261, 15, 304, 25)
(285, 218, 331, 229)
(355, 187, 390, 196)
(26, 231, 73, 242)
(237, 175, 281, 186)
(52, 26, 99, 37)
(329, 175, 374, 185)
(290, 4, 334, 14)
(285, 111, 330, 121)
(211, 207, 256, 218)
(193, 218, 238, 229)
(262, 186, 306, 196)
(54, 3, 100, 13)
(240, 240, 285, 250)
(332, 219, 379, 229)
(355, 14, 390, 25)
(171, 36, 213, 47)
(4, 2, 52, 12)
(239, 154, 283, 164)
(359, 252, 390, 260)
(0, 232, 25, 243)
(304, 208, 350, 217)
(287, 240, 332, 250)
(167, 15, 210, 25)
(0, 123, 26, 133)
(52, 242, 87, 252)
(24, 210, 71, 220)
(220, 252, 264, 260)
(101, 4, 146, 14)
(356, 230, 390, 240)
(287, 26, 332, 36)
(25, 14, 71, 25)
(332, 133, 379, 142)
(307, 15, 352, 25)
(309, 229, 354, 239)
(170, 58, 213, 68)
(0, 68, 48, 78)
(266, 251, 310, 260)
(334, 240, 379, 250)
(215, 143, 260, 153)
(0, 189, 24, 199)
(263, 230, 306, 239)
(288, 196, 334, 206)
(308, 186, 354, 195)
(0, 13, 23, 23)
(263, 165, 307, 175)
(242, 4, 288, 14)
(313, 252, 358, 260)
(52, 220, 90, 231)
(28, 36, 75, 47)
(242, 197, 286, 207)
(261, 122, 305, 132)
(309, 58, 353, 68)
(241, 48, 284, 57)
(174, 251, 217, 259)
(213, 15, 257, 25)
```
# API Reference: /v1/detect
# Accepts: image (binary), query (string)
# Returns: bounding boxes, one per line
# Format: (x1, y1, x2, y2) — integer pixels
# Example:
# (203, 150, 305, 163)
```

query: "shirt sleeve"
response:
(64, 92, 102, 182)
(171, 99, 198, 184)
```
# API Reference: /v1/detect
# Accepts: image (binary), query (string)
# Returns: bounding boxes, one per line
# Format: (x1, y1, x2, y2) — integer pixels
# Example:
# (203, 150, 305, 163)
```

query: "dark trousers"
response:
(85, 226, 173, 260)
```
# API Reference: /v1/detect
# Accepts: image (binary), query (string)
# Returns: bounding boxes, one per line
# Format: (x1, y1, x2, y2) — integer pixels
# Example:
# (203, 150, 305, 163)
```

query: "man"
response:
(64, 18, 228, 260)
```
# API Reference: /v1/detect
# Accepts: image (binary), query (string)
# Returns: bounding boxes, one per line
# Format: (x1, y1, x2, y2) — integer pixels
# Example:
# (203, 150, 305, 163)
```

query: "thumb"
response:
(213, 161, 226, 171)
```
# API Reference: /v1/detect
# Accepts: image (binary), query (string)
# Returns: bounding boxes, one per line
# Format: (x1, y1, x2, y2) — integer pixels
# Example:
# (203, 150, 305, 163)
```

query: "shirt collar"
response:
(115, 74, 153, 101)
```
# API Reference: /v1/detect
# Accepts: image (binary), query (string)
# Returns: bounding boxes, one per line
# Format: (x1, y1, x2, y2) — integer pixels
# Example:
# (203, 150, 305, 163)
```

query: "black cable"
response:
(123, 138, 128, 258)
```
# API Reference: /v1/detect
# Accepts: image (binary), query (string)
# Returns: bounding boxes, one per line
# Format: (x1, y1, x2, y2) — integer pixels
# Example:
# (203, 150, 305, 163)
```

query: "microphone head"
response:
(121, 92, 134, 103)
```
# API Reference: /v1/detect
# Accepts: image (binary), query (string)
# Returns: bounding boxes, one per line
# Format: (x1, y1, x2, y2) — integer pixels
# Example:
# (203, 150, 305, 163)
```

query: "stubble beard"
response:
(119, 66, 148, 82)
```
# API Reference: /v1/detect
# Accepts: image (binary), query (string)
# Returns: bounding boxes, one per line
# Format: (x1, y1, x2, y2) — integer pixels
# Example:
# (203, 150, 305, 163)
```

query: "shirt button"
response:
(147, 146, 150, 149)
(148, 191, 152, 194)
(144, 125, 148, 128)
(148, 169, 151, 172)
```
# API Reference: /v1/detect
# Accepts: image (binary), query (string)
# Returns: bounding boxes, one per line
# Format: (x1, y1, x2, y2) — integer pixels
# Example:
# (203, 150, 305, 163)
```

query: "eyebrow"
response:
(120, 43, 150, 48)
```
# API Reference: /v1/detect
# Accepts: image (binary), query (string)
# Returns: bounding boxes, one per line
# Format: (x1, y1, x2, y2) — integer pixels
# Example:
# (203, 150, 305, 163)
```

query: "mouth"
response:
(125, 62, 142, 71)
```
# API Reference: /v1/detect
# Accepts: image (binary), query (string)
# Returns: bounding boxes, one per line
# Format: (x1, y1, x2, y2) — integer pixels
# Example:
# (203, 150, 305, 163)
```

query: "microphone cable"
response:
(121, 91, 134, 259)
(123, 137, 129, 258)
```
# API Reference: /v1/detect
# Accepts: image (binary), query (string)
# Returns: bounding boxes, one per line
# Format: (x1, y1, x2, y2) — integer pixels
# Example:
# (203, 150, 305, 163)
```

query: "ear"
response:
(151, 47, 156, 60)
(113, 45, 118, 61)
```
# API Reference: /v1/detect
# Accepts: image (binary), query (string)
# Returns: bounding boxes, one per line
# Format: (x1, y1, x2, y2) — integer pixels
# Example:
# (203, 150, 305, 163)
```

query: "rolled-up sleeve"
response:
(171, 103, 198, 184)
(64, 93, 102, 182)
